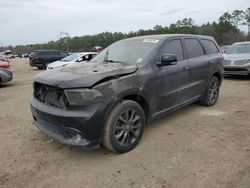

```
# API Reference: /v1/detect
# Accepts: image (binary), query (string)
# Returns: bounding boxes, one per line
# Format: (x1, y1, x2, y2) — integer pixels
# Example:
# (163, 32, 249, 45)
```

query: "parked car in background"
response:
(219, 45, 230, 53)
(47, 52, 97, 70)
(0, 56, 10, 63)
(91, 46, 103, 53)
(5, 54, 15, 59)
(30, 34, 223, 153)
(0, 67, 13, 87)
(22, 54, 30, 58)
(0, 61, 10, 68)
(223, 42, 250, 76)
(29, 50, 68, 69)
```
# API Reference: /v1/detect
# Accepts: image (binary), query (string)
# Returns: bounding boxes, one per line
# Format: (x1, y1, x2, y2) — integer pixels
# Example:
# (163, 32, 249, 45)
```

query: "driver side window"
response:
(160, 39, 184, 61)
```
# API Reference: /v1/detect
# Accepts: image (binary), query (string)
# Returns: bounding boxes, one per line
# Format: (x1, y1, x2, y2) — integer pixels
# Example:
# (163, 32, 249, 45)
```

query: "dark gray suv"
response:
(29, 50, 68, 69)
(30, 34, 224, 153)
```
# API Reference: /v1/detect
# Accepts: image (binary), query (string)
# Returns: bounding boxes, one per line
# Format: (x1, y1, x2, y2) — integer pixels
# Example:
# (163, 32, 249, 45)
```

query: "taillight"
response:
(0, 63, 9, 68)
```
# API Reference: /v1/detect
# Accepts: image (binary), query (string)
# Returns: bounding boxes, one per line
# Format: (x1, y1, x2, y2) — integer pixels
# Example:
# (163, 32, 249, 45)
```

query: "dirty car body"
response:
(30, 34, 223, 151)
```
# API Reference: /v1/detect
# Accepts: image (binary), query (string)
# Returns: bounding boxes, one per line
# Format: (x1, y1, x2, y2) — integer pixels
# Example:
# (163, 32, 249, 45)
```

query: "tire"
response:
(0, 78, 2, 88)
(43, 63, 48, 70)
(200, 76, 220, 106)
(37, 66, 43, 70)
(103, 100, 145, 153)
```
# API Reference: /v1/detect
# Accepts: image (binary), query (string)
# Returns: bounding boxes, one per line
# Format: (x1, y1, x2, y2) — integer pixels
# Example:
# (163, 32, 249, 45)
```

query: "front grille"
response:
(34, 82, 69, 109)
(224, 67, 248, 72)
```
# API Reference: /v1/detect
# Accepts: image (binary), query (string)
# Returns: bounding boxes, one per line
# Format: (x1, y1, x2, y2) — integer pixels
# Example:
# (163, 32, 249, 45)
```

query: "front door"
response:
(153, 38, 190, 117)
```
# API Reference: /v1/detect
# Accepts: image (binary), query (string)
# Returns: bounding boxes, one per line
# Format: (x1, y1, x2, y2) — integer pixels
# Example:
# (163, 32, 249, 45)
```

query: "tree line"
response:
(1, 8, 250, 54)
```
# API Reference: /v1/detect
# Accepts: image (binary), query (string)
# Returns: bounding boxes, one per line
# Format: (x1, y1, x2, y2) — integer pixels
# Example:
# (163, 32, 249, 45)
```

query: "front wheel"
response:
(103, 100, 145, 153)
(200, 76, 220, 106)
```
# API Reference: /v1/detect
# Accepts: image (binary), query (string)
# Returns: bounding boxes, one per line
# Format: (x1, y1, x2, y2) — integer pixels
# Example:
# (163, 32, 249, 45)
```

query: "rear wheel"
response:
(0, 78, 2, 88)
(103, 100, 145, 153)
(200, 76, 220, 106)
(37, 66, 43, 70)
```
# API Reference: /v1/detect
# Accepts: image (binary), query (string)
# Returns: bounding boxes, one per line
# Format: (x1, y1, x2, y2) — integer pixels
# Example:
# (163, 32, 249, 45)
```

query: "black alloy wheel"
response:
(103, 100, 145, 153)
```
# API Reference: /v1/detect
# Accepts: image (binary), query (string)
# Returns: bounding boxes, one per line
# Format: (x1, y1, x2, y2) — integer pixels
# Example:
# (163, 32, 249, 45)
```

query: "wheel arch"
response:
(104, 93, 150, 124)
(212, 72, 222, 85)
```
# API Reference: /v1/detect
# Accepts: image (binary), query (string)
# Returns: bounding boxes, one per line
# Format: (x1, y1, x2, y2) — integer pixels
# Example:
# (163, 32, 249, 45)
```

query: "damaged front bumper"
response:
(30, 97, 107, 149)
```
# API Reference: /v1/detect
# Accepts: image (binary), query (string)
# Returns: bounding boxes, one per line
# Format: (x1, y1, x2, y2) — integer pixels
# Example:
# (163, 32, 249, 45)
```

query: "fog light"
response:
(65, 133, 88, 145)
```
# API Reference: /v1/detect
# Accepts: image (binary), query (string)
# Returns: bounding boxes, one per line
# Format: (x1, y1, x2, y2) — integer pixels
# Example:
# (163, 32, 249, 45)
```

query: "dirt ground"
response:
(0, 58, 250, 188)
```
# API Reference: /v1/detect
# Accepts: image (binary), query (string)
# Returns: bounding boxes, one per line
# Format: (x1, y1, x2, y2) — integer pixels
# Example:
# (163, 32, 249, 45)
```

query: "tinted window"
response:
(39, 51, 60, 56)
(184, 39, 205, 59)
(30, 51, 38, 56)
(160, 39, 184, 61)
(202, 40, 219, 54)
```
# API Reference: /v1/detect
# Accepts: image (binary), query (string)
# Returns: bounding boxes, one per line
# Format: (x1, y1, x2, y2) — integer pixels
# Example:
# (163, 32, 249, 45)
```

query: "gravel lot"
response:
(0, 59, 250, 188)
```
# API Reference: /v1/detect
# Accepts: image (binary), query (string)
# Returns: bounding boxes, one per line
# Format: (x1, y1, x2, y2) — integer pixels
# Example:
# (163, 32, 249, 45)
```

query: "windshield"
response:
(61, 53, 82, 62)
(226, 43, 250, 54)
(91, 38, 159, 64)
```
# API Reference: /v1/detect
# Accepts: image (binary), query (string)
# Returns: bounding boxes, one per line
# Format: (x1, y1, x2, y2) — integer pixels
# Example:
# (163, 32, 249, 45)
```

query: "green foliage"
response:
(2, 8, 250, 54)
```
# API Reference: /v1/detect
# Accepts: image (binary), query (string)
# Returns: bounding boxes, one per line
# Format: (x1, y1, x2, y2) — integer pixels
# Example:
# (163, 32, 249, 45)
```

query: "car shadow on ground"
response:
(0, 83, 15, 88)
(224, 75, 250, 80)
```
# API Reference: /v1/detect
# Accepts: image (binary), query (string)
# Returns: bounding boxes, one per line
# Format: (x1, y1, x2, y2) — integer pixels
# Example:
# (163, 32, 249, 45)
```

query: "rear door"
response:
(154, 38, 191, 115)
(183, 38, 209, 98)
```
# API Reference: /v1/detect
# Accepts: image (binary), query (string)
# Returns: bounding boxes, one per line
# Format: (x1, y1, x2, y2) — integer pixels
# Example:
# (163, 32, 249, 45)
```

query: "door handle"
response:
(182, 66, 189, 71)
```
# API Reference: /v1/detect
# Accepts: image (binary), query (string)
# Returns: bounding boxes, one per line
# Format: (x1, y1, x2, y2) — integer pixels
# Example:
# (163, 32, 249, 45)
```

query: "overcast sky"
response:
(0, 0, 249, 46)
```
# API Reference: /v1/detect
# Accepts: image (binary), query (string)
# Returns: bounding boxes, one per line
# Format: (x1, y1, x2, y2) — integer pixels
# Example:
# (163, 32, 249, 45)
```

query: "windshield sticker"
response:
(142, 39, 159, 43)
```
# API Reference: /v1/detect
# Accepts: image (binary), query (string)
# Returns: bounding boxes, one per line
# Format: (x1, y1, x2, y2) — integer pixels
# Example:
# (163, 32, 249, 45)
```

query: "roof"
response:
(72, 52, 98, 55)
(232, 41, 250, 45)
(33, 50, 62, 52)
(123, 34, 215, 41)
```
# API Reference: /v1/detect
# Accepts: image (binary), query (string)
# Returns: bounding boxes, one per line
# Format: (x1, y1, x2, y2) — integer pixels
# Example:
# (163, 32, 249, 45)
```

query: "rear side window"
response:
(201, 39, 219, 54)
(160, 39, 184, 61)
(184, 39, 205, 59)
(30, 51, 38, 56)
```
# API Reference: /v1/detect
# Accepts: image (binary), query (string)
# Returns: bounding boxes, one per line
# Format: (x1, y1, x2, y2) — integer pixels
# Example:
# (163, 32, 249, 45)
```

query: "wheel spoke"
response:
(132, 123, 141, 129)
(127, 132, 132, 144)
(115, 125, 125, 130)
(124, 110, 129, 121)
(115, 130, 125, 139)
(118, 116, 127, 124)
(209, 92, 214, 101)
(129, 109, 136, 121)
(132, 115, 140, 123)
(120, 131, 128, 145)
(130, 129, 138, 138)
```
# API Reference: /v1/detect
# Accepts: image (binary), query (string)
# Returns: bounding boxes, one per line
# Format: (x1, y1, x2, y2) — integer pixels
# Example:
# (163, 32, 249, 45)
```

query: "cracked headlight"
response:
(64, 89, 103, 105)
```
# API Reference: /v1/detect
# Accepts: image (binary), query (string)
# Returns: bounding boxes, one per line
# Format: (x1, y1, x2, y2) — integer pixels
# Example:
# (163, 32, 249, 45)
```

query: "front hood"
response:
(48, 60, 68, 68)
(33, 62, 138, 88)
(223, 53, 250, 61)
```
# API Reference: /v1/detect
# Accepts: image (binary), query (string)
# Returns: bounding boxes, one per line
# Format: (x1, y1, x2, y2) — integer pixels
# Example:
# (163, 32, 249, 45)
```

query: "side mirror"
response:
(157, 54, 178, 67)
